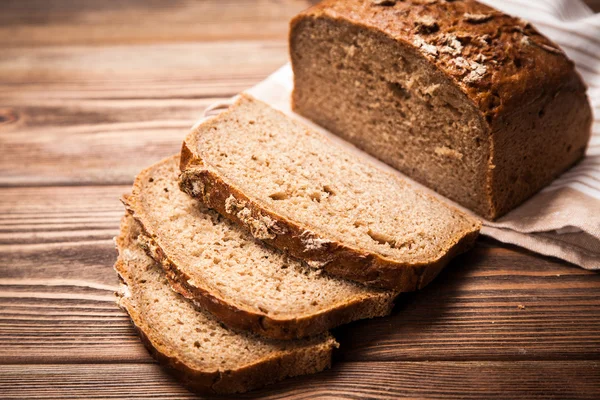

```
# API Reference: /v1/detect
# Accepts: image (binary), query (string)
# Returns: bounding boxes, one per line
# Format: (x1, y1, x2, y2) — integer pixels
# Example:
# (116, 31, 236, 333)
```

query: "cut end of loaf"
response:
(290, 0, 592, 220)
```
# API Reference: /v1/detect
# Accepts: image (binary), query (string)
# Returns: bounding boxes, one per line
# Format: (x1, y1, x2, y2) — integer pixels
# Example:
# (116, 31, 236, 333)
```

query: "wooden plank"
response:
(0, 361, 598, 399)
(0, 42, 288, 186)
(0, 184, 144, 363)
(2, 185, 600, 364)
(0, 120, 182, 186)
(0, 0, 312, 48)
(0, 298, 151, 364)
(336, 245, 600, 362)
(0, 185, 125, 247)
(0, 363, 192, 400)
(0, 42, 287, 101)
(0, 185, 143, 363)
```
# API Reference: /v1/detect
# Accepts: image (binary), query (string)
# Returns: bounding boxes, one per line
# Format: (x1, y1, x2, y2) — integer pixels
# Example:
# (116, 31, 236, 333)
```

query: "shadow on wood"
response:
(332, 241, 600, 362)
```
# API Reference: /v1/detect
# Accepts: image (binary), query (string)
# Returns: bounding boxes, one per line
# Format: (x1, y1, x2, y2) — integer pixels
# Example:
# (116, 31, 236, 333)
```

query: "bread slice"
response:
(180, 94, 480, 291)
(122, 155, 395, 340)
(114, 214, 337, 394)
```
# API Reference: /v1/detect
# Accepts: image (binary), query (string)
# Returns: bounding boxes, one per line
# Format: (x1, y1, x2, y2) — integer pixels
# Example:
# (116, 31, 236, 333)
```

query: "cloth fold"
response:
(209, 0, 600, 269)
(479, 0, 600, 269)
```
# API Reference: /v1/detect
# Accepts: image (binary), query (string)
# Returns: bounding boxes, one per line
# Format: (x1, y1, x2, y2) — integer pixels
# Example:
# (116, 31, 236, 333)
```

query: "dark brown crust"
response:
(114, 260, 335, 394)
(123, 156, 396, 340)
(180, 139, 480, 292)
(289, 0, 592, 220)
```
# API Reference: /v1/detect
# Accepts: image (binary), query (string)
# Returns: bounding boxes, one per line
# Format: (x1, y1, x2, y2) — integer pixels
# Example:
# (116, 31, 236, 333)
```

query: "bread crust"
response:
(180, 136, 480, 292)
(123, 155, 396, 340)
(289, 0, 592, 220)
(291, 0, 581, 119)
(114, 259, 336, 394)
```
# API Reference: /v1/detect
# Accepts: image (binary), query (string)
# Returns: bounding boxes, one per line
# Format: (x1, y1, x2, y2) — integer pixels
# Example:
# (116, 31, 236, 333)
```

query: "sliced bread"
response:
(122, 155, 395, 340)
(180, 94, 481, 291)
(114, 214, 337, 394)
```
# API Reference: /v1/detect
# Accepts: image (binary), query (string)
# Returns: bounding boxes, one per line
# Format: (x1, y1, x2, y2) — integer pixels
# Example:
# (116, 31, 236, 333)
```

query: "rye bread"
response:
(114, 214, 337, 394)
(180, 94, 481, 291)
(289, 0, 592, 220)
(123, 155, 395, 340)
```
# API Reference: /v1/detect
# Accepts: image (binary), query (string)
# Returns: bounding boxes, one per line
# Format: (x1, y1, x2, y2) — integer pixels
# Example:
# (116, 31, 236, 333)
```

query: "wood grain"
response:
(336, 246, 600, 362)
(0, 361, 598, 400)
(0, 42, 287, 101)
(0, 0, 313, 47)
(0, 42, 287, 186)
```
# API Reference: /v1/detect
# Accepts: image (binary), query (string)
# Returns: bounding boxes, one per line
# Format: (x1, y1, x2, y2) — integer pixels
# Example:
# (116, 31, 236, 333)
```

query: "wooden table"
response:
(2, 1, 599, 399)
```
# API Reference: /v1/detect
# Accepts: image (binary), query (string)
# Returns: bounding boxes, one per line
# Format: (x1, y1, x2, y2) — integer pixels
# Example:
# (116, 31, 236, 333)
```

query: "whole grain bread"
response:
(123, 155, 395, 340)
(114, 214, 337, 394)
(289, 0, 592, 220)
(180, 94, 480, 291)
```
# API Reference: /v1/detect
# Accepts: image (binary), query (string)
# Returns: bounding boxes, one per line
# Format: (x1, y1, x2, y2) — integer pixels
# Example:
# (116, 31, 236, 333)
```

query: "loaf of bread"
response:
(290, 0, 592, 220)
(114, 214, 337, 394)
(123, 155, 395, 339)
(180, 94, 480, 291)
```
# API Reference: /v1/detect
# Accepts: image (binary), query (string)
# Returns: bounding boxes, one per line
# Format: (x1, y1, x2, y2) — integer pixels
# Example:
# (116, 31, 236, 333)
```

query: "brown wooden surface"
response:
(1, 1, 599, 399)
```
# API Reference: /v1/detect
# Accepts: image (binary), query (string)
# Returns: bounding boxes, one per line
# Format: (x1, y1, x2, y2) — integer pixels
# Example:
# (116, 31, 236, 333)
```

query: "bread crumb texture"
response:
(129, 156, 392, 319)
(190, 95, 479, 265)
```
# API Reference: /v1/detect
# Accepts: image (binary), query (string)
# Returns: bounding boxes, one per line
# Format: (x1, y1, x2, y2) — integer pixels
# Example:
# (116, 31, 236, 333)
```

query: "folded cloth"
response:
(205, 0, 600, 269)
(477, 0, 600, 269)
